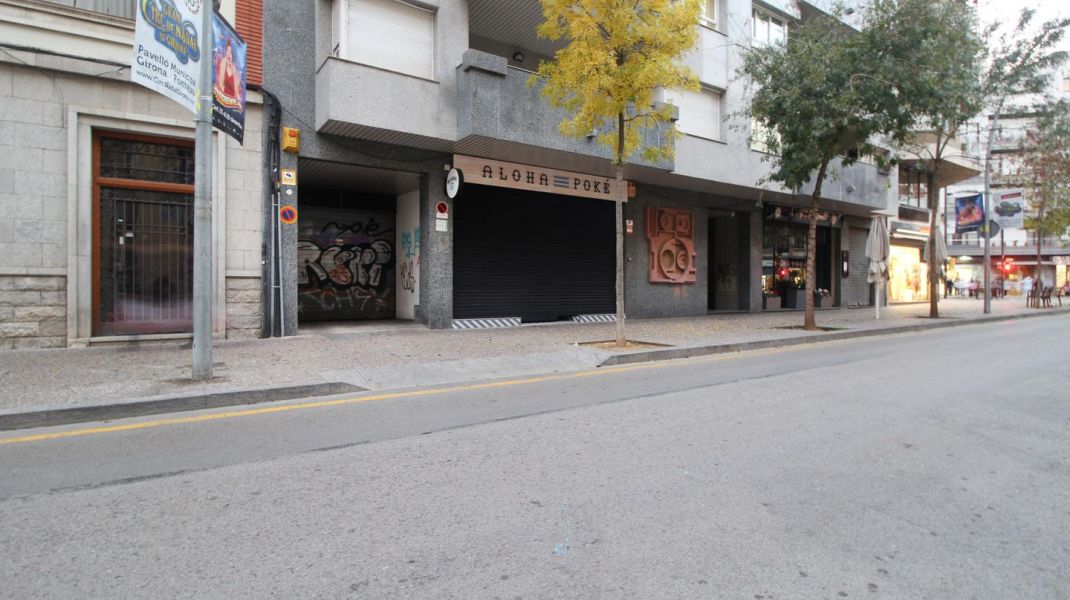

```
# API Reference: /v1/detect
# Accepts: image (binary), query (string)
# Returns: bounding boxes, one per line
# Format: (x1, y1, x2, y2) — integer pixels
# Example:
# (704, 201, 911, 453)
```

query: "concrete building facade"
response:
(260, 0, 898, 334)
(944, 110, 1070, 294)
(0, 0, 265, 349)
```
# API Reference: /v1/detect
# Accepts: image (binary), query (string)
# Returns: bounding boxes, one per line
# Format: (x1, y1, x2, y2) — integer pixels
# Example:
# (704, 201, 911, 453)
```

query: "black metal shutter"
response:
(453, 186, 614, 322)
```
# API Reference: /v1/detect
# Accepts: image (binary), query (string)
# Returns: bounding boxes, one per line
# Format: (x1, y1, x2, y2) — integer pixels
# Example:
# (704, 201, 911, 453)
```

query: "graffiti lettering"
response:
(400, 226, 421, 259)
(400, 260, 416, 292)
(319, 218, 387, 238)
(298, 213, 396, 320)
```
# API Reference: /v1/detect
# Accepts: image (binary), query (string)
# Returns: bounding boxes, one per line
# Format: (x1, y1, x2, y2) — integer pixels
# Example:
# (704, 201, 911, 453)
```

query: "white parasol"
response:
(866, 217, 890, 319)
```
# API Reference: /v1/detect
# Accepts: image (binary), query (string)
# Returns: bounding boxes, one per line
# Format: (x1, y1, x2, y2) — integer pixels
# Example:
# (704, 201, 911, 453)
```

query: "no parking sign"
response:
(279, 205, 298, 225)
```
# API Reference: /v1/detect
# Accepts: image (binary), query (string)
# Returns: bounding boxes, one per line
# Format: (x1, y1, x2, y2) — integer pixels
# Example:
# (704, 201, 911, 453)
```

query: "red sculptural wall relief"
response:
(646, 206, 697, 284)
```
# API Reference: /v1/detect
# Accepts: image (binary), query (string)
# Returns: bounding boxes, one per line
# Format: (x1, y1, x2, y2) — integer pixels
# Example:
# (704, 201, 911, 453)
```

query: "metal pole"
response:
(1000, 228, 1005, 299)
(876, 281, 880, 319)
(277, 189, 285, 335)
(614, 171, 625, 346)
(982, 108, 1002, 315)
(192, 5, 214, 380)
(982, 187, 992, 313)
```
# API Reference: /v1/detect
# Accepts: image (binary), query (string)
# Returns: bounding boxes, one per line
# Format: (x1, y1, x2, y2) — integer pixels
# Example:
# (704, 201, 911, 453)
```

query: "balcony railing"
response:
(949, 236, 1070, 249)
(456, 50, 674, 170)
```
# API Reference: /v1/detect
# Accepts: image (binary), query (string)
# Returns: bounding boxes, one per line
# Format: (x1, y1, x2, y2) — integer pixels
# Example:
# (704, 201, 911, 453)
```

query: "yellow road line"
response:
(0, 349, 784, 446)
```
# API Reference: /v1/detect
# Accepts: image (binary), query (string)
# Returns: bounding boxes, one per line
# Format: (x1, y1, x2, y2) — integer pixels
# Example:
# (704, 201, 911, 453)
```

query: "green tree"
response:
(741, 9, 884, 330)
(534, 0, 701, 345)
(861, 0, 984, 319)
(1021, 99, 1070, 296)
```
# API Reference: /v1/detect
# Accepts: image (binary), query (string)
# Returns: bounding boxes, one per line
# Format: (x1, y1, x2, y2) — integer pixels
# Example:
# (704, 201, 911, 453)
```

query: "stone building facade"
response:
(0, 0, 264, 348)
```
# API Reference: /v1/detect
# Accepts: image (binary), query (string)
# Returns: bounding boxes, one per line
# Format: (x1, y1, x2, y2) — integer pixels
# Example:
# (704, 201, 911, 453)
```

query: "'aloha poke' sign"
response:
(452, 155, 627, 202)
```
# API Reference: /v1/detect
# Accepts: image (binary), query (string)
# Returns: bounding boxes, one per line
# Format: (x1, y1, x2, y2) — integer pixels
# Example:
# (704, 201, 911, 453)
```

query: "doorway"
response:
(93, 132, 195, 336)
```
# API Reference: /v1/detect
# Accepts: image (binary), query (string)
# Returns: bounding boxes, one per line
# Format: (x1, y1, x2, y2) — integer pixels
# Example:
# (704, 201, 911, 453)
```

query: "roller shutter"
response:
(846, 226, 871, 306)
(453, 186, 614, 322)
(342, 0, 435, 80)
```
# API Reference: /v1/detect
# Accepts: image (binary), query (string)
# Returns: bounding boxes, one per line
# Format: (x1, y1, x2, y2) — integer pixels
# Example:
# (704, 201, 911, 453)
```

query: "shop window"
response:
(887, 245, 929, 303)
(333, 0, 436, 80)
(94, 132, 195, 336)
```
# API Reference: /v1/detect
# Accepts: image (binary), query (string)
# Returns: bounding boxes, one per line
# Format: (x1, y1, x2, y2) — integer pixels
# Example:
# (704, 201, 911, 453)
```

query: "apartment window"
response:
(700, 0, 719, 29)
(750, 118, 779, 153)
(333, 0, 436, 80)
(752, 8, 787, 47)
(42, 0, 134, 19)
(665, 88, 723, 141)
(898, 169, 929, 209)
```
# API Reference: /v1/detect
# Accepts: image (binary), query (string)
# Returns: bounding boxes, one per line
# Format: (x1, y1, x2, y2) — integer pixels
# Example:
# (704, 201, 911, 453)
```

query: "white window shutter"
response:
(347, 0, 435, 80)
(666, 89, 722, 141)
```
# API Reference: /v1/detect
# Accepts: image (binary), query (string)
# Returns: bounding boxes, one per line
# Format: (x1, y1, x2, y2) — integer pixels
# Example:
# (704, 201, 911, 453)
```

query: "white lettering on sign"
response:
(452, 155, 626, 202)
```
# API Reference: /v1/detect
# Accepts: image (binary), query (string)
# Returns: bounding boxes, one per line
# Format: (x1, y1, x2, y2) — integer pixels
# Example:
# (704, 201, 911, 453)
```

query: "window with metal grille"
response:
(94, 132, 196, 336)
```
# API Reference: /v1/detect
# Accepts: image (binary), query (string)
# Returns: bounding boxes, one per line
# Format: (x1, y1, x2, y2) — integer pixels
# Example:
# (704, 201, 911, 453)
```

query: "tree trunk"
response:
(927, 163, 941, 319)
(615, 113, 626, 346)
(804, 161, 828, 331)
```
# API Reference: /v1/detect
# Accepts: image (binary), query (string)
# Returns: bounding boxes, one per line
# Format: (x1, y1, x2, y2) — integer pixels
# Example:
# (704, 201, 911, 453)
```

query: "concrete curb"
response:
(0, 382, 363, 432)
(599, 309, 1070, 367)
(1, 310, 1065, 433)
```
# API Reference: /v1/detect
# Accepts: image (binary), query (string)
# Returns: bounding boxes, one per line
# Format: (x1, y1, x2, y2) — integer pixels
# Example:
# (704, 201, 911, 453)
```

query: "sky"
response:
(975, 0, 1070, 51)
(975, 0, 1070, 97)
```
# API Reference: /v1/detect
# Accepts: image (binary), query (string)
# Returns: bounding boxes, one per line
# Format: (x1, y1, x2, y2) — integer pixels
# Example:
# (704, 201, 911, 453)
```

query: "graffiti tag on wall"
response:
(298, 212, 396, 321)
(399, 226, 420, 293)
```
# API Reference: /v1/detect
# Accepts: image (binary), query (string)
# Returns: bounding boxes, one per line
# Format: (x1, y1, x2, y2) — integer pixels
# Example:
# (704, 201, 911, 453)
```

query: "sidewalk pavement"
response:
(1, 297, 1067, 428)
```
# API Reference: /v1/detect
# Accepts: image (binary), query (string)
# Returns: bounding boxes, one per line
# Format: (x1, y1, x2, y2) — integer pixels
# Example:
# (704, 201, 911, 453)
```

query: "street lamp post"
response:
(192, 2, 214, 380)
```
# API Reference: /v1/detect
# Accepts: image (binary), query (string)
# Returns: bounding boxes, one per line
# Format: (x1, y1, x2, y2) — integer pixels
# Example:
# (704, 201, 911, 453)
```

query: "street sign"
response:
(992, 189, 1025, 229)
(132, 0, 203, 114)
(279, 205, 298, 224)
(445, 168, 462, 199)
(988, 219, 1000, 238)
(436, 201, 449, 219)
(280, 168, 297, 186)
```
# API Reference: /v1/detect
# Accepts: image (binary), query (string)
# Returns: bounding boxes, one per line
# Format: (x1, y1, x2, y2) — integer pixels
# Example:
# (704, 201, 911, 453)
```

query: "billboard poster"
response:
(211, 12, 247, 144)
(131, 0, 203, 114)
(992, 189, 1026, 229)
(955, 194, 985, 234)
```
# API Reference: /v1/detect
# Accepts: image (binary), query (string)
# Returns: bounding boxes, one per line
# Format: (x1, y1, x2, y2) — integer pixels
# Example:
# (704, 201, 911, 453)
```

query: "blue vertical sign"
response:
(955, 194, 985, 234)
(211, 12, 247, 144)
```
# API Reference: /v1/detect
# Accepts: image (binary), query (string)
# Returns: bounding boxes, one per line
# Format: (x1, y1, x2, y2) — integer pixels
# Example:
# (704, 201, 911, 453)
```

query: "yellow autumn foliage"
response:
(533, 0, 702, 164)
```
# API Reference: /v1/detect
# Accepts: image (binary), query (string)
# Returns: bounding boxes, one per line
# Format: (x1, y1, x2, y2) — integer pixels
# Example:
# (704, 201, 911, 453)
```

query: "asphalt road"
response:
(1, 315, 1069, 599)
